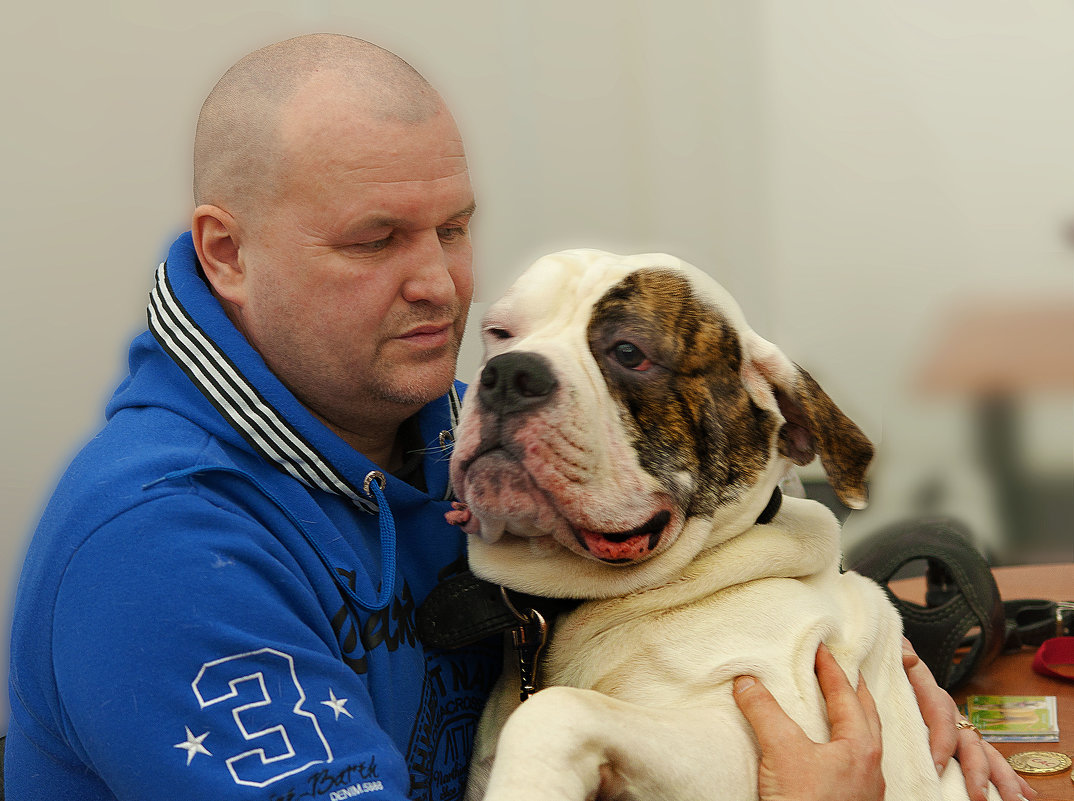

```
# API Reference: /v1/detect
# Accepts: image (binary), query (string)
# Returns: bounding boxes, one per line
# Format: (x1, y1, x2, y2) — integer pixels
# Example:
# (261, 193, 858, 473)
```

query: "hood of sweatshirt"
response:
(107, 231, 461, 511)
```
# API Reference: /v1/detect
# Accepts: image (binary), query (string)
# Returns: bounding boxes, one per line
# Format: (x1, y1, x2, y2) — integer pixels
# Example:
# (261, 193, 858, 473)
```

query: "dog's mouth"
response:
(457, 436, 677, 565)
(574, 510, 672, 563)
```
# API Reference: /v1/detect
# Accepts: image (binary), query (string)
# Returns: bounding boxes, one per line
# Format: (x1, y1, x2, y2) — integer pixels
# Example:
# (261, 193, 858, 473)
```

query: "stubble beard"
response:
(368, 338, 462, 407)
(366, 307, 467, 408)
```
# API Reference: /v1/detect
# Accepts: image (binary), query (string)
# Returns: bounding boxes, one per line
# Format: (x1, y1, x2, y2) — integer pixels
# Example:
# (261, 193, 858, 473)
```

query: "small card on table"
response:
(965, 695, 1060, 743)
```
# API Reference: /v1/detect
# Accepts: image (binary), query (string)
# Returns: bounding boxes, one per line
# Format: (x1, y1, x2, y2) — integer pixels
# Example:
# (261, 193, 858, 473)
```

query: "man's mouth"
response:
(575, 510, 671, 563)
(397, 322, 454, 347)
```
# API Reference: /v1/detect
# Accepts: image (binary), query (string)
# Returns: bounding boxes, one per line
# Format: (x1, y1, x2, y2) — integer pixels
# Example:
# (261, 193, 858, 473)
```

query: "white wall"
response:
(752, 1, 1073, 557)
(2, 0, 1072, 732)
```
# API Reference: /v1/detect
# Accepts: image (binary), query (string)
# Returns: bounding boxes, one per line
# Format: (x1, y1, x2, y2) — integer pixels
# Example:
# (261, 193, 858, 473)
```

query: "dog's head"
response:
(451, 250, 872, 597)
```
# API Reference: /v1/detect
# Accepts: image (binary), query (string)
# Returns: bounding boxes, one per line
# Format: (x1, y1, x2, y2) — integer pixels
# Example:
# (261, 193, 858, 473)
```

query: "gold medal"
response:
(1006, 751, 1072, 776)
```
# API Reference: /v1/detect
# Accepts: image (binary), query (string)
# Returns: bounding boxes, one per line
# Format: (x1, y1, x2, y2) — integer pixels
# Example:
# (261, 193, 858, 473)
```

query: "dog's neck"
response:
(552, 496, 843, 635)
(676, 495, 839, 598)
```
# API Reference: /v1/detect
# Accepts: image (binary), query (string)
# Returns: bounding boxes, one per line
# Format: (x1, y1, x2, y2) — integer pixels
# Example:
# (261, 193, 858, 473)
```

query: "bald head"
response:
(193, 34, 443, 215)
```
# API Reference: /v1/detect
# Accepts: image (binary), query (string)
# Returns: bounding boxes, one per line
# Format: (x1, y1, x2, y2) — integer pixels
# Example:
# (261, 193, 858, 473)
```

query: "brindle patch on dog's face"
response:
(587, 269, 777, 517)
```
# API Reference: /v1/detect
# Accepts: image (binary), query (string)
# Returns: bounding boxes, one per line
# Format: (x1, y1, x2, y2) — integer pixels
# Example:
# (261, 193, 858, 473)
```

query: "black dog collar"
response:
(416, 573, 578, 650)
(754, 485, 783, 525)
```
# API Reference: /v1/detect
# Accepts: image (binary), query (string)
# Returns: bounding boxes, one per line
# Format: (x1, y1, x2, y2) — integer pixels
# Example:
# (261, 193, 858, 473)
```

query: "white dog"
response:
(447, 250, 997, 801)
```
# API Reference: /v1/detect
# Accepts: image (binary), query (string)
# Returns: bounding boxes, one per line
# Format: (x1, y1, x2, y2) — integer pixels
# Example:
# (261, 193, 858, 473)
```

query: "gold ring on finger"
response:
(955, 719, 982, 739)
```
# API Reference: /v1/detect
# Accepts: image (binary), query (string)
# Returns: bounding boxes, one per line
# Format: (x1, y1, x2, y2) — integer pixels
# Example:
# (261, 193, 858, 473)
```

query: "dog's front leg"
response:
(481, 686, 756, 801)
(466, 650, 524, 801)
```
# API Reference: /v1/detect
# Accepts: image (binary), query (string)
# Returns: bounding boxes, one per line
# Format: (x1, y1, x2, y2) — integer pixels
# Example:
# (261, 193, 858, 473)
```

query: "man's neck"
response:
(330, 419, 405, 472)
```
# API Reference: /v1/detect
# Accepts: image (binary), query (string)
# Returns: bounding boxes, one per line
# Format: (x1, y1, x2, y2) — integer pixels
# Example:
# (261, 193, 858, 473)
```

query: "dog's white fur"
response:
(450, 250, 997, 801)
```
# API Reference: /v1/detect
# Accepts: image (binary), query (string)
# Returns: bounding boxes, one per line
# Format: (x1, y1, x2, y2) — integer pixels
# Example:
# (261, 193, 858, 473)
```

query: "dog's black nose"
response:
(478, 352, 559, 414)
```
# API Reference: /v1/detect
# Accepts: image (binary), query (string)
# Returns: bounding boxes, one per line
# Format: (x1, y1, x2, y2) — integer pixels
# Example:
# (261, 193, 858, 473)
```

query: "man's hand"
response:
(733, 644, 885, 801)
(902, 638, 1036, 801)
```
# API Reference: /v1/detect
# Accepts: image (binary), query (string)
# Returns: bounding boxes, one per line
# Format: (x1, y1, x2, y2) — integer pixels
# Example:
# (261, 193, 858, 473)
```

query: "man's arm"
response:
(40, 499, 414, 801)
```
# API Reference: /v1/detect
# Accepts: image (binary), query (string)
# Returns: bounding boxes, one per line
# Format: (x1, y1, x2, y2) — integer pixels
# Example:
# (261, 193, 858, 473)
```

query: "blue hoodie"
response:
(5, 232, 500, 801)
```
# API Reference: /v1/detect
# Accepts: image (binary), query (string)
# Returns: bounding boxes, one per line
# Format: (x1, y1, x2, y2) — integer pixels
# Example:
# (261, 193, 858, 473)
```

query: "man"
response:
(5, 34, 1031, 801)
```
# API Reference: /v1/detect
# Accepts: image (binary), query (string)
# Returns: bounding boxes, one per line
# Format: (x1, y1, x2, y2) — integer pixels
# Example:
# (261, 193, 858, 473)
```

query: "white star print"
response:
(321, 688, 353, 720)
(174, 726, 212, 766)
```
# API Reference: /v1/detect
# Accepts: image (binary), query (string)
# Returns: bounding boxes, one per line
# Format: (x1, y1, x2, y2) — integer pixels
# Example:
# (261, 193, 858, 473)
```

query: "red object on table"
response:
(1035, 638, 1074, 683)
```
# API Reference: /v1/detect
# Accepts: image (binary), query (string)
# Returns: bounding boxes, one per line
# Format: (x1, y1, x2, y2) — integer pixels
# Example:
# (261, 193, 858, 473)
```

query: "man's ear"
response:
(191, 204, 246, 307)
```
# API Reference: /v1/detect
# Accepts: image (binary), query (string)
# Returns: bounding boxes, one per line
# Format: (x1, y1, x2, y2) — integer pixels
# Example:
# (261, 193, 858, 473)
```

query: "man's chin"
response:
(373, 355, 459, 408)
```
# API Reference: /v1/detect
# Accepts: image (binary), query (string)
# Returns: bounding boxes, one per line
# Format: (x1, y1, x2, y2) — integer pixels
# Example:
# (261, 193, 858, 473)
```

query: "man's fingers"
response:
(901, 636, 922, 670)
(982, 740, 1038, 801)
(902, 639, 1033, 799)
(733, 675, 806, 753)
(815, 644, 871, 739)
(954, 727, 991, 801)
(902, 638, 959, 773)
(854, 672, 883, 741)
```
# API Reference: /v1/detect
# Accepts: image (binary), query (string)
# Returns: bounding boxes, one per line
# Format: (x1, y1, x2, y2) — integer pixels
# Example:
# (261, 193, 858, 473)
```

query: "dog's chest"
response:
(541, 575, 848, 706)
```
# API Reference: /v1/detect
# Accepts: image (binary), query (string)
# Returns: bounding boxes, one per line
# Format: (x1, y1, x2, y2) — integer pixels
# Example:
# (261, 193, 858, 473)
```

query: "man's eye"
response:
(438, 225, 468, 243)
(349, 235, 392, 253)
(611, 341, 652, 371)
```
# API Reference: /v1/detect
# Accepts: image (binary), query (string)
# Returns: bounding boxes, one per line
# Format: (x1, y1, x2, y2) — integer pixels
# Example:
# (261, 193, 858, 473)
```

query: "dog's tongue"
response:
(579, 530, 656, 562)
(577, 511, 670, 562)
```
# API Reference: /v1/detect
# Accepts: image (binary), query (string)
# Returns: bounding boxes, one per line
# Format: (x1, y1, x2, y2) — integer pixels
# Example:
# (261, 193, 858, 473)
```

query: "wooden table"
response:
(892, 564, 1074, 800)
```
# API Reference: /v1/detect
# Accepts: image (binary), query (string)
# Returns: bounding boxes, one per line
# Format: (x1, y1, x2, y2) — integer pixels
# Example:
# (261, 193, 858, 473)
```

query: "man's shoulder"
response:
(62, 404, 217, 494)
(29, 406, 246, 560)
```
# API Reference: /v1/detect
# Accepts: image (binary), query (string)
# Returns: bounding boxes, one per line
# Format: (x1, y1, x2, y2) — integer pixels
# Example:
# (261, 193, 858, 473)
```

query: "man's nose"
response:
(401, 230, 457, 306)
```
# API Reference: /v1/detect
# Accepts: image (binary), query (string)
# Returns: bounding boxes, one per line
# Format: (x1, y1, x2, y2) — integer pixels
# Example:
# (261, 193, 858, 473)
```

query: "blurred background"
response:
(2, 0, 1071, 730)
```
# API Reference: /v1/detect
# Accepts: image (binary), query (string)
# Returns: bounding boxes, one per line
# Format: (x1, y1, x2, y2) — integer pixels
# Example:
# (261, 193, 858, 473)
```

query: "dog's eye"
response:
(486, 327, 513, 341)
(611, 341, 652, 371)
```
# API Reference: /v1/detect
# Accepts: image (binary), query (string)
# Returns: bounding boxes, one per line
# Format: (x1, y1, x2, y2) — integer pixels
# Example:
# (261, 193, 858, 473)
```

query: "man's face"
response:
(233, 92, 476, 438)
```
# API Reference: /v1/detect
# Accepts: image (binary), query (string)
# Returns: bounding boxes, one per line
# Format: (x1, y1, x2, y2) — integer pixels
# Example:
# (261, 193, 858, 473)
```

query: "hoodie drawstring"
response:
(361, 472, 397, 611)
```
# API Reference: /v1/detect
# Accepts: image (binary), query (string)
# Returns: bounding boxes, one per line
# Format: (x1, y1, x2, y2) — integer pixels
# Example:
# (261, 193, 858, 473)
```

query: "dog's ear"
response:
(740, 336, 874, 510)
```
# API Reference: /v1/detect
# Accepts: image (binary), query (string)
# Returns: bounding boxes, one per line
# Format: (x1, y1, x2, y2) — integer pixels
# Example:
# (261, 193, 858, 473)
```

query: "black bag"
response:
(845, 518, 1006, 691)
